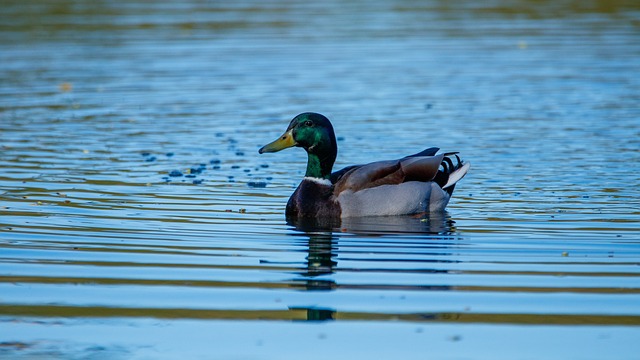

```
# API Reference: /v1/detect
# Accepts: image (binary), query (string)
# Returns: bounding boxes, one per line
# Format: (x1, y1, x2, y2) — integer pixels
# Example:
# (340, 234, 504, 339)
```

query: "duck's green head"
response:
(259, 112, 337, 179)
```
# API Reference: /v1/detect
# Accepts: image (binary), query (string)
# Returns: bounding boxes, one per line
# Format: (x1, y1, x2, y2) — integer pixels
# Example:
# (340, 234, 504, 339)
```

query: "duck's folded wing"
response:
(399, 154, 445, 182)
(333, 154, 445, 194)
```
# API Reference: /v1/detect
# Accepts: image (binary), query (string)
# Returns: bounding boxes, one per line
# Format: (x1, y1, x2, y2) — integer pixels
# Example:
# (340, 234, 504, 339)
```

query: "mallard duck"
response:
(259, 112, 469, 219)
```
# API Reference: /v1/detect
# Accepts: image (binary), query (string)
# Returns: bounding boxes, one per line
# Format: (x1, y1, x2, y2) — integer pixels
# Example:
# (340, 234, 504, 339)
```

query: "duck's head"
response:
(259, 112, 337, 179)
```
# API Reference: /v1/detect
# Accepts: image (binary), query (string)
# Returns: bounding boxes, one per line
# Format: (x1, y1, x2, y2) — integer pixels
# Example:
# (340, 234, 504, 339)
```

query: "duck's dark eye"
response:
(304, 120, 313, 127)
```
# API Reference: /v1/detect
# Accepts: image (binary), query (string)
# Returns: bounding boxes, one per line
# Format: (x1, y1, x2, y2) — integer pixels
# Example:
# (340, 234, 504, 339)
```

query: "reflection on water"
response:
(1, 0, 640, 358)
(298, 231, 338, 320)
(290, 211, 456, 235)
(279, 213, 460, 321)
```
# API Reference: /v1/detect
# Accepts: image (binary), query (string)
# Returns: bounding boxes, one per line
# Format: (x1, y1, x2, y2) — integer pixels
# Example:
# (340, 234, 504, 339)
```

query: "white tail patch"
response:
(443, 162, 470, 189)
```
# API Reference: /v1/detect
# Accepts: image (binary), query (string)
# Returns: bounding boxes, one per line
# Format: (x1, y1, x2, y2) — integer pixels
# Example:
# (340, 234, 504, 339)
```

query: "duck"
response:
(258, 112, 469, 220)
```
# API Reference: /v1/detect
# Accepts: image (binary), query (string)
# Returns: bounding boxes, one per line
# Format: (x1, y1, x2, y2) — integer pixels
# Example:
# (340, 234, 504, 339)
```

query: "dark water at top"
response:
(1, 1, 639, 359)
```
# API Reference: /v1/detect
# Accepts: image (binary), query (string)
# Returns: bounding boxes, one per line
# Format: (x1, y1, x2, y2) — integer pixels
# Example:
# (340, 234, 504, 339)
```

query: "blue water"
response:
(1, 1, 639, 359)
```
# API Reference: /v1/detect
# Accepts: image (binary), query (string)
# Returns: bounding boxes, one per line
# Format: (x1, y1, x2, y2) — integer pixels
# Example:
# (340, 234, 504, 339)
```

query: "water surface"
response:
(1, 1, 639, 359)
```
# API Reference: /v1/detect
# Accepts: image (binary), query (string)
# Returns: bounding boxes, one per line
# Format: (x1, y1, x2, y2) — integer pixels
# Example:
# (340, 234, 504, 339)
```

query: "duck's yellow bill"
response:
(259, 130, 296, 154)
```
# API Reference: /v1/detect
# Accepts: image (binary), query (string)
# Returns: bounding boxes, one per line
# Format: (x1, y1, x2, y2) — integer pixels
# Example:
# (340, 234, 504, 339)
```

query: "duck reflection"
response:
(288, 211, 456, 236)
(287, 212, 458, 321)
(300, 229, 337, 290)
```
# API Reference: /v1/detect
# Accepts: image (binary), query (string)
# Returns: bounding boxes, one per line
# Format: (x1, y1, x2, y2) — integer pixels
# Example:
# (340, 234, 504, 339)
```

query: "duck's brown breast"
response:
(286, 178, 340, 219)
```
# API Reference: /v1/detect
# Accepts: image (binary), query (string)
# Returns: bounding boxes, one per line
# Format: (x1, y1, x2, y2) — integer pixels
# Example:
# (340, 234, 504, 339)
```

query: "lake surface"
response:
(1, 1, 639, 359)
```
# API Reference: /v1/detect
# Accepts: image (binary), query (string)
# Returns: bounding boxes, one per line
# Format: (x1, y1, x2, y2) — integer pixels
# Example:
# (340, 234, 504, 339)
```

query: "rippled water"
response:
(1, 1, 640, 359)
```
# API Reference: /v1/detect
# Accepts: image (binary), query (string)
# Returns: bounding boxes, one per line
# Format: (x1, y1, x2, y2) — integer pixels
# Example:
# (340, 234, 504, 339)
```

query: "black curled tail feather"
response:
(404, 147, 440, 158)
(433, 152, 464, 196)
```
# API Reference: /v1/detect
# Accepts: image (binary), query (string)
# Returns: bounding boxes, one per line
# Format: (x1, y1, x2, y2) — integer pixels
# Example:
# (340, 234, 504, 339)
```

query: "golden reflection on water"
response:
(2, 305, 639, 326)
